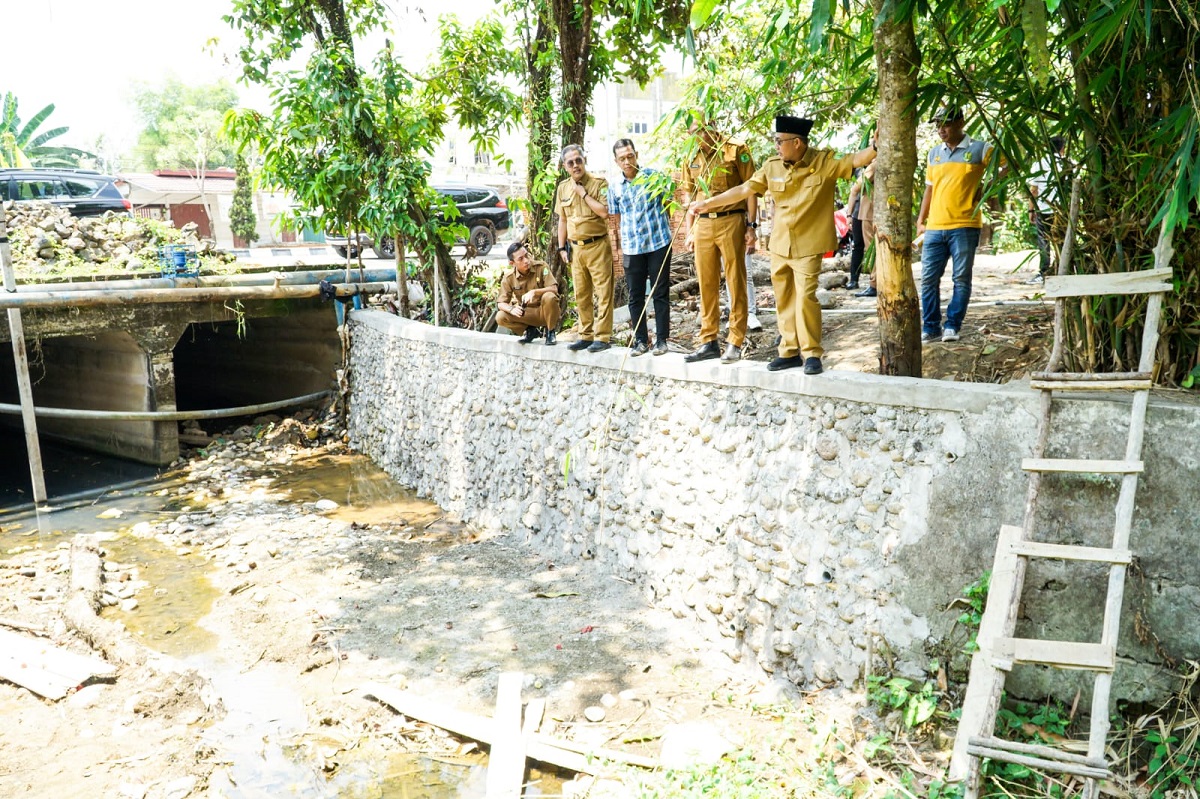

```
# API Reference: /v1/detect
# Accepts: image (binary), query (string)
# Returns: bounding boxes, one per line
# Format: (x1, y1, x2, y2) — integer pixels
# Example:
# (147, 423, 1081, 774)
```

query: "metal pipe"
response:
(0, 282, 393, 311)
(0, 390, 331, 422)
(15, 268, 399, 294)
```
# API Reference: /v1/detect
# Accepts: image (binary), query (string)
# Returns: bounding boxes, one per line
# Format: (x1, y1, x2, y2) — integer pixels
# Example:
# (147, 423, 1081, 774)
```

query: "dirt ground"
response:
(0, 249, 1052, 799)
(641, 247, 1055, 382)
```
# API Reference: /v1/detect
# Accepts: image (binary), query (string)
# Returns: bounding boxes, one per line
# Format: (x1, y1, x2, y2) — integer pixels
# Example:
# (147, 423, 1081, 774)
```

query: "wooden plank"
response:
(0, 629, 116, 700)
(1021, 458, 1142, 474)
(0, 617, 48, 636)
(949, 524, 1023, 782)
(1009, 541, 1131, 565)
(362, 684, 655, 774)
(1030, 378, 1152, 392)
(1031, 371, 1150, 382)
(965, 745, 1110, 780)
(1043, 267, 1172, 298)
(523, 698, 546, 736)
(486, 672, 526, 799)
(993, 638, 1115, 671)
(967, 736, 1107, 769)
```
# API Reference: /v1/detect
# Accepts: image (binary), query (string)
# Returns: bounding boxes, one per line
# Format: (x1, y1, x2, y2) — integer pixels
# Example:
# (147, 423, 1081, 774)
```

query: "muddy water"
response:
(2, 451, 557, 797)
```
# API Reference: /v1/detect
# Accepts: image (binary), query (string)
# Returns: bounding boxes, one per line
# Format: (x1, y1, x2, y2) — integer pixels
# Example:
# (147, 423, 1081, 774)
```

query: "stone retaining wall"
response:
(347, 311, 1200, 702)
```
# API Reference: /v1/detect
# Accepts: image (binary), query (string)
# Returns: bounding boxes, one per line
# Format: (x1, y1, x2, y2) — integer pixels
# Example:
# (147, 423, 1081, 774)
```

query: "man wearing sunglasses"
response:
(691, 115, 877, 375)
(556, 144, 615, 353)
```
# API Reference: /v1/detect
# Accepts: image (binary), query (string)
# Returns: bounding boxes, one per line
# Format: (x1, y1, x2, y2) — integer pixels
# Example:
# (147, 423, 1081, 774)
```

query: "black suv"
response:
(0, 168, 131, 217)
(327, 184, 511, 258)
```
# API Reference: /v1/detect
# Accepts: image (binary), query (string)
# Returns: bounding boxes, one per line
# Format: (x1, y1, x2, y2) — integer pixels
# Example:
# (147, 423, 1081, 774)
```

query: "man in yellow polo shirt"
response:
(915, 106, 994, 343)
(555, 144, 614, 353)
(690, 115, 876, 374)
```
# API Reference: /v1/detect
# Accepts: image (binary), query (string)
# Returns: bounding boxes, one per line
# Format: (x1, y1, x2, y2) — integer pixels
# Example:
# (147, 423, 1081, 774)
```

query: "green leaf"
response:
(690, 0, 721, 29)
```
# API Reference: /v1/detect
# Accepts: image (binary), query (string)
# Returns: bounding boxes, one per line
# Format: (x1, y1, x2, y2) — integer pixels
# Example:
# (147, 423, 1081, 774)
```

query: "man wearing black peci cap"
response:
(690, 115, 876, 374)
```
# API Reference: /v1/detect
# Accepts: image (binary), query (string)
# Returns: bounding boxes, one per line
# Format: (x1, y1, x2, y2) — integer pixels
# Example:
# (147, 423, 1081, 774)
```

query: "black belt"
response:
(698, 209, 745, 220)
(570, 235, 607, 247)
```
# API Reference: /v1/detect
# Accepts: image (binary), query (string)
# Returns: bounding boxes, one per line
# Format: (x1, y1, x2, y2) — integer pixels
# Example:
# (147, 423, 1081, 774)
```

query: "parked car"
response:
(0, 168, 131, 217)
(326, 184, 511, 258)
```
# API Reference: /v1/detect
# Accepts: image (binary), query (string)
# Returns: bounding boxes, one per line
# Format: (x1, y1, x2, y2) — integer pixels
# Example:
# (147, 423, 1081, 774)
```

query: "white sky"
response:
(5, 0, 497, 157)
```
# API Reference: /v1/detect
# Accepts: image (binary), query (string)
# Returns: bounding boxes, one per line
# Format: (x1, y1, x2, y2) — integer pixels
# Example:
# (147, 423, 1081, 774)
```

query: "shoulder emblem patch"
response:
(740, 153, 750, 163)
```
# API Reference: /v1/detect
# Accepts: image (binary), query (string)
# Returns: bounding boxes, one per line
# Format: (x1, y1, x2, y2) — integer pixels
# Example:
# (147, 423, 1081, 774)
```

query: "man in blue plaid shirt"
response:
(609, 138, 676, 356)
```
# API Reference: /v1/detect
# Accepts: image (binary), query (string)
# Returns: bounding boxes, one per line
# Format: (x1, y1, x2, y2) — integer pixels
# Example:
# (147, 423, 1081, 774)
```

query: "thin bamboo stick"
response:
(0, 207, 48, 507)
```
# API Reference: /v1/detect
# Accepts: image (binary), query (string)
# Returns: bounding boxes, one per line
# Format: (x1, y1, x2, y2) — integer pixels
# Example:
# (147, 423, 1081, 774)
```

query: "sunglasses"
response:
(564, 158, 584, 167)
(773, 136, 800, 145)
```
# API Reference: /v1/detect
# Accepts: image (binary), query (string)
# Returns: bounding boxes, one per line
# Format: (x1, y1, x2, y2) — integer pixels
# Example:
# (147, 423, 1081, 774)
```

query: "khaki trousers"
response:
(571, 238, 614, 342)
(496, 292, 561, 333)
(694, 215, 748, 346)
(863, 218, 877, 289)
(771, 253, 823, 359)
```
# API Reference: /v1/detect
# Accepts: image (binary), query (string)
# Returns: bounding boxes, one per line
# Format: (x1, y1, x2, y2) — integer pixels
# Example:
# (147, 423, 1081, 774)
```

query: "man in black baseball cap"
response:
(931, 106, 964, 125)
(915, 104, 994, 344)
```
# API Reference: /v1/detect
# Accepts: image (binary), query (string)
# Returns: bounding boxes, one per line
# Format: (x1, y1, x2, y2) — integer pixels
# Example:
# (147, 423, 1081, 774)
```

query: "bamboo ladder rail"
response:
(949, 178, 1176, 799)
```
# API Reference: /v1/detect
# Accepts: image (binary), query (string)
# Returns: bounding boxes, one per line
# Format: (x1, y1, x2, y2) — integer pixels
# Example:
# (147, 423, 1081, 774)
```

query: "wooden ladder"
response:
(949, 219, 1175, 799)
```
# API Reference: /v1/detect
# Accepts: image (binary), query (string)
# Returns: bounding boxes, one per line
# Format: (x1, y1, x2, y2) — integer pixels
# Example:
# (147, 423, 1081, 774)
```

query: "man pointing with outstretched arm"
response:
(691, 115, 876, 374)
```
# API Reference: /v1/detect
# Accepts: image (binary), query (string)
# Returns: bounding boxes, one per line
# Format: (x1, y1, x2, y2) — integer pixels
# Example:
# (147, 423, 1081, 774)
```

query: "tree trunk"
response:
(552, 0, 595, 150)
(524, 7, 557, 263)
(394, 234, 409, 317)
(873, 0, 923, 377)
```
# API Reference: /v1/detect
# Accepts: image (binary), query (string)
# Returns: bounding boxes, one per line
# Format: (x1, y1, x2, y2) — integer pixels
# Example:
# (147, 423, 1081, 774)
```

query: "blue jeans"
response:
(921, 227, 980, 335)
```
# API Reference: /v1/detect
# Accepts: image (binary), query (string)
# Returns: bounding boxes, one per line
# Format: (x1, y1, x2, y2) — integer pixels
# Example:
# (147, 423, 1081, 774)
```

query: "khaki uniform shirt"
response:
(856, 162, 876, 222)
(498, 261, 557, 306)
(745, 149, 855, 258)
(556, 173, 609, 241)
(680, 139, 755, 213)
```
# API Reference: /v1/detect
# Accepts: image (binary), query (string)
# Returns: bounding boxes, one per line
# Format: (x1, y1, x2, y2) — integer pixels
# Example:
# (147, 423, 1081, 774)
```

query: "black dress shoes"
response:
(684, 341, 721, 363)
(519, 327, 540, 344)
(855, 286, 877, 297)
(767, 355, 803, 371)
(803, 357, 823, 375)
(568, 339, 591, 351)
(546, 329, 557, 346)
(586, 341, 611, 353)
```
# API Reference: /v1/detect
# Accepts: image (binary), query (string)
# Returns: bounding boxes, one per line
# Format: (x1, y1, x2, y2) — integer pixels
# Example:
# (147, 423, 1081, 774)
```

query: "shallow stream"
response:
(1, 449, 558, 797)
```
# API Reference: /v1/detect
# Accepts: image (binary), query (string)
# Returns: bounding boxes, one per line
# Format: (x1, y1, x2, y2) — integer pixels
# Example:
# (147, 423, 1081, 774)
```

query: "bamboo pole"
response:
(0, 206, 48, 507)
(0, 281, 392, 311)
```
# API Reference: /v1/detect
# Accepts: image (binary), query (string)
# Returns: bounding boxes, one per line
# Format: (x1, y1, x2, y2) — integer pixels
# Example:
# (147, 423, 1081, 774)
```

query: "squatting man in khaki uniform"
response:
(495, 241, 560, 345)
(692, 115, 876, 375)
(555, 144, 615, 353)
(680, 115, 759, 364)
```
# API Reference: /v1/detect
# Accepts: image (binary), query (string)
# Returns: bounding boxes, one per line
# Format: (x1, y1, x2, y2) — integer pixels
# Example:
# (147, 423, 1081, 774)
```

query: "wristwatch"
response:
(747, 221, 758, 230)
